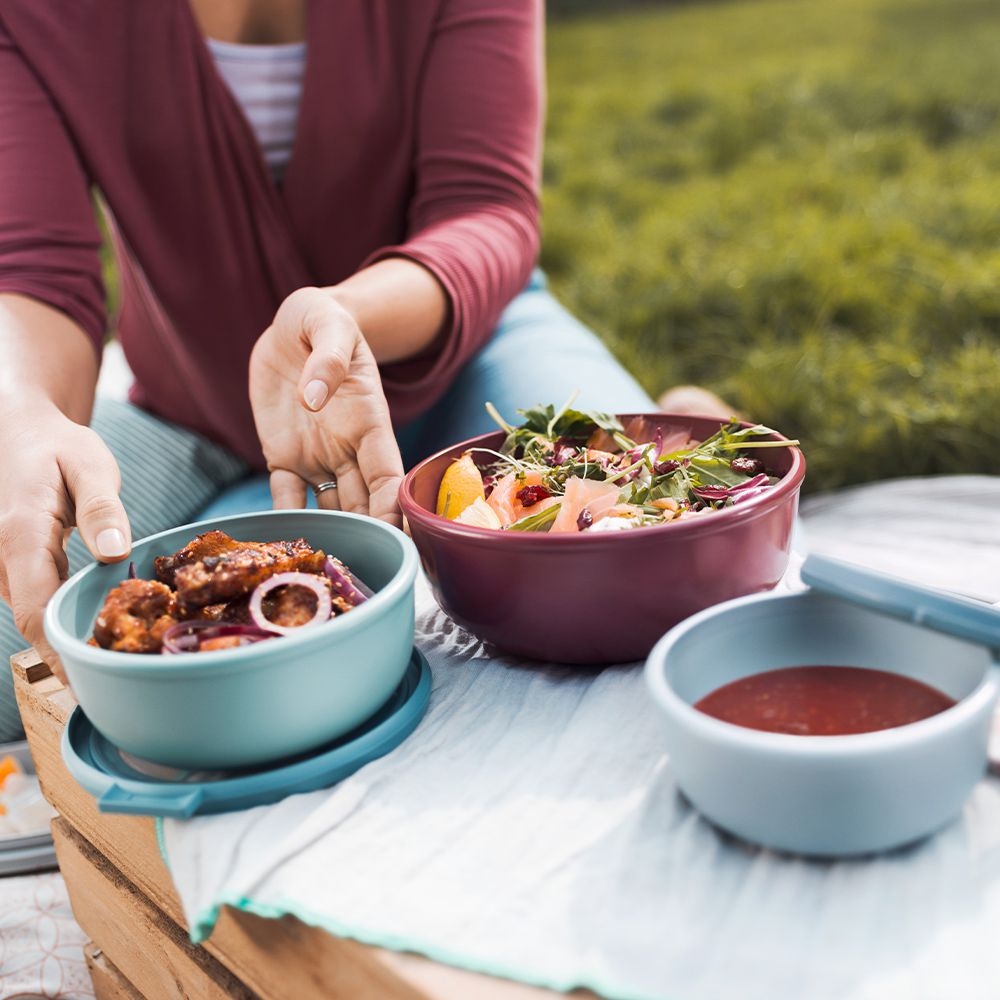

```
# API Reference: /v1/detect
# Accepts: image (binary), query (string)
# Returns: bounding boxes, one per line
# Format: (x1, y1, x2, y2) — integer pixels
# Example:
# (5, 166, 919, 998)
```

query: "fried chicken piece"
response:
(154, 530, 315, 585)
(198, 635, 248, 652)
(92, 579, 178, 654)
(163, 531, 327, 610)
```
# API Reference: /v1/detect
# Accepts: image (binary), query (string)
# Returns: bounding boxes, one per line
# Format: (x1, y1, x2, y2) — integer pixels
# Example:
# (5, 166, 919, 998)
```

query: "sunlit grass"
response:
(544, 0, 1000, 489)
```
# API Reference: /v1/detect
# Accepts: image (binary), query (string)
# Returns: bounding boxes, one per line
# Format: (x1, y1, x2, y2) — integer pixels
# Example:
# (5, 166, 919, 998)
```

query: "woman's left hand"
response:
(250, 287, 404, 528)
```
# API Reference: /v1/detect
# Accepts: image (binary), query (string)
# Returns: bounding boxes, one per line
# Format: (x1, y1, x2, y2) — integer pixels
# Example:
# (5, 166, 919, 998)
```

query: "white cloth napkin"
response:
(162, 477, 1000, 1000)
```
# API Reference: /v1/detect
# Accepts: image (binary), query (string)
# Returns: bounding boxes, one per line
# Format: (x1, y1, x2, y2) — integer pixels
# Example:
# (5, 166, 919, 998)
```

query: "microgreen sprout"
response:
(471, 401, 797, 533)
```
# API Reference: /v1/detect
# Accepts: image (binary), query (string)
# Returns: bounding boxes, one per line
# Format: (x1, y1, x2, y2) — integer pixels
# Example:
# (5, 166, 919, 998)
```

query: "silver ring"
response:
(312, 479, 338, 496)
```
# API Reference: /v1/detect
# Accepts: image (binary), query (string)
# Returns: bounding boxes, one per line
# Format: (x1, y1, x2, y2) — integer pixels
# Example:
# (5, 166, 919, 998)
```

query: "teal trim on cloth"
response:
(189, 893, 672, 1000)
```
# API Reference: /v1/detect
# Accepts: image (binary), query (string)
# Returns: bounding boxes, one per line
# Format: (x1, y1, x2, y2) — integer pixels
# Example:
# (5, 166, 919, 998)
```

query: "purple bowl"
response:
(399, 414, 806, 665)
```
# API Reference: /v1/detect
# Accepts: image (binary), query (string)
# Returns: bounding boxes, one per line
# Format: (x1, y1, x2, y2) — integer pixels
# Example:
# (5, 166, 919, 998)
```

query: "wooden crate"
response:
(13, 651, 591, 1000)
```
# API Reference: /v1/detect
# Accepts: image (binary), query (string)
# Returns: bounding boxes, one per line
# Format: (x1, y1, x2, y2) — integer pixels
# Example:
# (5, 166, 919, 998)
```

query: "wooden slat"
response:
(13, 651, 590, 1000)
(12, 649, 186, 916)
(55, 819, 256, 1000)
(14, 661, 428, 999)
(10, 647, 56, 685)
(84, 942, 146, 1000)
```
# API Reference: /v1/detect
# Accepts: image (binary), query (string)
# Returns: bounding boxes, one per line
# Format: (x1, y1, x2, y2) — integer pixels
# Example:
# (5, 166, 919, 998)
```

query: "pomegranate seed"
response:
(577, 509, 594, 530)
(516, 484, 552, 508)
(730, 456, 765, 476)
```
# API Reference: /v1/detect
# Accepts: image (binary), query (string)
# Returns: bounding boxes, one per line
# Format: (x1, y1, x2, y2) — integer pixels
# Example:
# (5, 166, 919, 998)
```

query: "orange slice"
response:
(436, 453, 486, 520)
(453, 497, 503, 530)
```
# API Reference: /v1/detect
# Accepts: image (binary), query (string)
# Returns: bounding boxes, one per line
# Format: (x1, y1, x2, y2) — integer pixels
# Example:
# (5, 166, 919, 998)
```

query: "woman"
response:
(0, 0, 723, 740)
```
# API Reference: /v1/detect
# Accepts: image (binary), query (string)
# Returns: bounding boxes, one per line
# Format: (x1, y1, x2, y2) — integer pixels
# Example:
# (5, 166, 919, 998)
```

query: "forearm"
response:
(324, 258, 449, 365)
(0, 293, 99, 423)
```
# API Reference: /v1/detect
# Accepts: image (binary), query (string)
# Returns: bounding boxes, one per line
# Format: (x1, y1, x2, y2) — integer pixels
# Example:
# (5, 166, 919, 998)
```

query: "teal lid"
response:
(62, 647, 431, 818)
(801, 554, 1000, 653)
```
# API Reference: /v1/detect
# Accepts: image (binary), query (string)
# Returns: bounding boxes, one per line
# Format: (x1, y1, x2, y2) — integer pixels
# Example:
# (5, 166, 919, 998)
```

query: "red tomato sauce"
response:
(693, 666, 956, 736)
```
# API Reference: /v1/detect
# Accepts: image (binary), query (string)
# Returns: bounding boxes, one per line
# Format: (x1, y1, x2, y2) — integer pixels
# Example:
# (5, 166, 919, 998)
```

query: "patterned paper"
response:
(0, 872, 93, 999)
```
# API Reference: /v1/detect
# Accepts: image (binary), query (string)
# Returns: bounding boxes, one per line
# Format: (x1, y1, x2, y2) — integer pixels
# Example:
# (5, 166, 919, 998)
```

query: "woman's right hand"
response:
(0, 402, 131, 684)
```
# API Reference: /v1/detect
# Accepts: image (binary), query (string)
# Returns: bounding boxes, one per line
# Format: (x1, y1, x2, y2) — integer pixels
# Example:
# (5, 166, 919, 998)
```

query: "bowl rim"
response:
(644, 588, 1000, 756)
(44, 509, 418, 677)
(399, 412, 806, 543)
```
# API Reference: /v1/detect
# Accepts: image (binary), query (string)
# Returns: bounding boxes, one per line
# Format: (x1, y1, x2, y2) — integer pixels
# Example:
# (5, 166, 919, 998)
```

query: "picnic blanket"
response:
(160, 477, 1000, 1000)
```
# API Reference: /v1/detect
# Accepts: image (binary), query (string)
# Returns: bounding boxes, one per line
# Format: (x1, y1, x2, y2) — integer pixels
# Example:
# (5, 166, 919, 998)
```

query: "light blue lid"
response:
(62, 647, 431, 818)
(801, 554, 1000, 652)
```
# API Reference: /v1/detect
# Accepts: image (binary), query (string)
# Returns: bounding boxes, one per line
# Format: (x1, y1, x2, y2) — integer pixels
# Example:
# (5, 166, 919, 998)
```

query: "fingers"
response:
(317, 458, 401, 527)
(356, 426, 405, 529)
(270, 468, 308, 510)
(282, 289, 357, 414)
(61, 446, 131, 564)
(2, 523, 68, 664)
(325, 465, 365, 516)
(312, 480, 343, 513)
(4, 540, 71, 684)
(263, 288, 403, 527)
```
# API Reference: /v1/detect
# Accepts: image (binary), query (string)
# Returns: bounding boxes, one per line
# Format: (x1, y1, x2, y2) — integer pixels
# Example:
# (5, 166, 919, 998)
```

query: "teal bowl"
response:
(44, 510, 418, 770)
(645, 590, 1000, 856)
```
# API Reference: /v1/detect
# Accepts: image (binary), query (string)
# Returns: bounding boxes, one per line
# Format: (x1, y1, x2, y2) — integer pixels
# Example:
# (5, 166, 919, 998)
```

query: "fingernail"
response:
(96, 528, 127, 560)
(304, 380, 328, 411)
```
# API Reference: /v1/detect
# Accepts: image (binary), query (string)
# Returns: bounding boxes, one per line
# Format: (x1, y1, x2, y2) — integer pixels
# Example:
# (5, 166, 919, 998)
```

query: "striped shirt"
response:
(206, 38, 307, 183)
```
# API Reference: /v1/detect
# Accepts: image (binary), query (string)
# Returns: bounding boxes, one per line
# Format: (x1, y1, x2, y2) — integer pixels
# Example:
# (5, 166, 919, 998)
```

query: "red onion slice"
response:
(693, 473, 772, 502)
(162, 621, 280, 655)
(247, 571, 333, 635)
(323, 556, 371, 605)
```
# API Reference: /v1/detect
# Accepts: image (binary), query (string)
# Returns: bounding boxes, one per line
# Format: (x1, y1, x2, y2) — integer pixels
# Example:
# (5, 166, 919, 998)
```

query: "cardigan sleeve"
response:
(0, 18, 106, 352)
(366, 0, 543, 411)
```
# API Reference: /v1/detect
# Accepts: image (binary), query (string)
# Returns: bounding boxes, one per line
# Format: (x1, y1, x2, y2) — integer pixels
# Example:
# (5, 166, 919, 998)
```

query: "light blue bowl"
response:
(45, 510, 419, 770)
(645, 589, 1000, 856)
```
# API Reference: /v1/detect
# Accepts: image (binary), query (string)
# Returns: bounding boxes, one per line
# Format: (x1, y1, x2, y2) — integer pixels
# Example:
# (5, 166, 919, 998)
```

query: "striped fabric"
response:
(206, 39, 307, 183)
(0, 399, 247, 741)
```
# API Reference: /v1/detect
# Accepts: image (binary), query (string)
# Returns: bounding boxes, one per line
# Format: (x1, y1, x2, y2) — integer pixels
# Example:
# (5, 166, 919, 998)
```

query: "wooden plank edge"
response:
(53, 818, 257, 1000)
(10, 646, 53, 684)
(85, 942, 146, 1000)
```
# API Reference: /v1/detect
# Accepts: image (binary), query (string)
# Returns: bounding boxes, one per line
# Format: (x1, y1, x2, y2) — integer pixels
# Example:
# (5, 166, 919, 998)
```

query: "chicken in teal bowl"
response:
(44, 510, 418, 770)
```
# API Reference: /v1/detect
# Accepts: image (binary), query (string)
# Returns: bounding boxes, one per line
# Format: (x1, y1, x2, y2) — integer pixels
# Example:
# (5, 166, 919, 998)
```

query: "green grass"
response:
(543, 0, 1000, 491)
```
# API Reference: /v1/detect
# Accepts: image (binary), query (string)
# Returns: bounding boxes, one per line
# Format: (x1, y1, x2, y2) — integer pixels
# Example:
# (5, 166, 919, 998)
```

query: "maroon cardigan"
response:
(0, 1, 542, 466)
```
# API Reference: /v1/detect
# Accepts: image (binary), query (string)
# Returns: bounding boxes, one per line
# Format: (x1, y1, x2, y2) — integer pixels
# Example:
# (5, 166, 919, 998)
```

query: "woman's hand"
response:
(0, 403, 131, 683)
(249, 287, 404, 528)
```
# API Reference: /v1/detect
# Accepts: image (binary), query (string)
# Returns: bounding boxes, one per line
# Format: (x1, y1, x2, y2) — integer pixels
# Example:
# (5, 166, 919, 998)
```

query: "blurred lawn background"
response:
(543, 0, 1000, 492)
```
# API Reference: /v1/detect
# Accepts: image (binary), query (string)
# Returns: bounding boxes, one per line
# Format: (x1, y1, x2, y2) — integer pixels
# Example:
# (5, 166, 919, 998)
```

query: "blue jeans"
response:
(0, 272, 653, 739)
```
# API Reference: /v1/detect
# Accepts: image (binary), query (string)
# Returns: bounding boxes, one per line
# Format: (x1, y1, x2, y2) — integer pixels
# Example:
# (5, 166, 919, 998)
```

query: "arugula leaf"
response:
(516, 404, 622, 441)
(506, 503, 562, 532)
(486, 398, 625, 457)
(559, 461, 611, 483)
(693, 422, 799, 452)
(649, 473, 692, 503)
(516, 403, 559, 435)
(687, 456, 747, 487)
